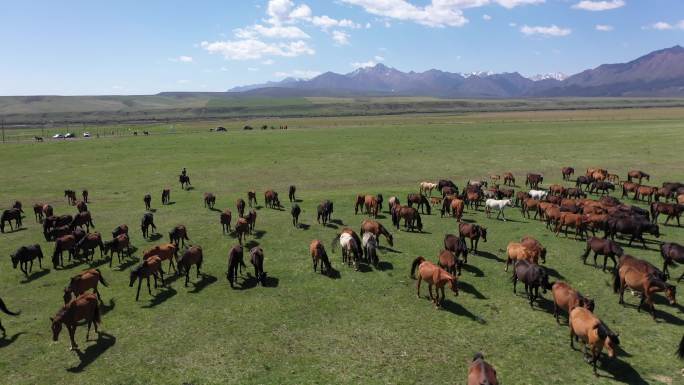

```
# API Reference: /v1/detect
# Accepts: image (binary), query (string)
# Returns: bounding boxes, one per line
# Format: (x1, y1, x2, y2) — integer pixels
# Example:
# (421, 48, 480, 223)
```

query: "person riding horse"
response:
(181, 168, 187, 177)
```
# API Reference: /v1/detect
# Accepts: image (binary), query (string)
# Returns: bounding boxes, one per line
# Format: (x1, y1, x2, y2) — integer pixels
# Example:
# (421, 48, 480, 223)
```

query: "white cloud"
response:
(341, 0, 543, 27)
(248, 67, 259, 72)
(332, 30, 351, 45)
(169, 56, 194, 63)
(366, 22, 372, 28)
(644, 21, 673, 30)
(234, 24, 310, 39)
(521, 24, 572, 37)
(572, 0, 625, 11)
(274, 69, 321, 79)
(289, 4, 312, 20)
(201, 39, 315, 60)
(350, 59, 384, 69)
(262, 59, 275, 65)
(374, 55, 385, 61)
(312, 15, 360, 29)
(483, 14, 492, 21)
(509, 22, 517, 27)
(595, 24, 613, 31)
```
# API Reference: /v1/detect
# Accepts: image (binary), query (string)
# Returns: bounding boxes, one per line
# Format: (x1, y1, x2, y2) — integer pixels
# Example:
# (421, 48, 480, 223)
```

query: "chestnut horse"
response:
(51, 292, 101, 350)
(391, 206, 423, 232)
(552, 281, 594, 324)
(264, 190, 281, 209)
(63, 269, 108, 304)
(129, 256, 164, 301)
(143, 243, 178, 273)
(234, 218, 250, 245)
(634, 185, 657, 202)
(410, 256, 458, 308)
(104, 234, 131, 267)
(178, 246, 203, 286)
(310, 240, 332, 275)
(71, 211, 94, 232)
(364, 195, 379, 217)
(437, 250, 463, 277)
(561, 167, 575, 181)
(360, 219, 393, 246)
(220, 209, 232, 234)
(406, 193, 431, 215)
(615, 265, 676, 320)
(569, 307, 620, 375)
(468, 353, 498, 385)
(52, 235, 76, 268)
(203, 193, 216, 209)
(503, 172, 515, 186)
(627, 170, 650, 184)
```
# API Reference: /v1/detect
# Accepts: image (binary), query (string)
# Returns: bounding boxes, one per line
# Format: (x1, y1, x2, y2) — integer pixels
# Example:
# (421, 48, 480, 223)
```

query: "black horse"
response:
(11, 244, 44, 277)
(437, 179, 457, 194)
(288, 185, 296, 202)
(226, 245, 246, 288)
(0, 297, 19, 337)
(512, 260, 553, 308)
(1, 208, 22, 233)
(141, 213, 157, 239)
(575, 175, 594, 191)
(179, 174, 191, 190)
(317, 200, 334, 225)
(590, 181, 615, 195)
(606, 216, 659, 249)
(291, 204, 301, 227)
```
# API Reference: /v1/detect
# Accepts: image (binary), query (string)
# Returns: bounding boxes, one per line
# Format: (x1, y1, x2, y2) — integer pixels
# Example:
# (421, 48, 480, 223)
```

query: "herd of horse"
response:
(2, 166, 683, 380)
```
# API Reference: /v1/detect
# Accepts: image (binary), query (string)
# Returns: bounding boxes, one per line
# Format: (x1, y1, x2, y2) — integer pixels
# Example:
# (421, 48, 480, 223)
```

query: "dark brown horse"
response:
(52, 234, 76, 268)
(246, 209, 257, 233)
(169, 225, 189, 247)
(234, 218, 250, 245)
(236, 198, 246, 217)
(179, 174, 191, 190)
(112, 224, 128, 238)
(0, 208, 22, 233)
(178, 246, 204, 286)
(104, 234, 131, 267)
(247, 190, 257, 207)
(144, 194, 152, 210)
(606, 216, 659, 249)
(444, 233, 468, 264)
(51, 292, 100, 350)
(76, 200, 88, 213)
(75, 232, 104, 261)
(511, 260, 553, 308)
(71, 211, 94, 232)
(33, 203, 44, 222)
(661, 242, 684, 281)
(226, 245, 246, 288)
(627, 170, 650, 184)
(391, 205, 423, 232)
(203, 192, 216, 209)
(468, 353, 499, 385)
(650, 202, 682, 226)
(458, 223, 487, 254)
(581, 237, 623, 272)
(141, 212, 156, 239)
(129, 256, 164, 301)
(561, 167, 575, 181)
(503, 172, 515, 186)
(64, 190, 77, 205)
(250, 247, 266, 285)
(291, 204, 301, 227)
(220, 209, 232, 234)
(264, 190, 281, 209)
(11, 244, 44, 277)
(288, 185, 296, 202)
(63, 269, 108, 304)
(406, 193, 431, 215)
(621, 181, 640, 199)
(525, 173, 543, 189)
(615, 264, 676, 320)
(317, 200, 334, 225)
(82, 190, 89, 203)
(437, 249, 463, 277)
(161, 189, 171, 205)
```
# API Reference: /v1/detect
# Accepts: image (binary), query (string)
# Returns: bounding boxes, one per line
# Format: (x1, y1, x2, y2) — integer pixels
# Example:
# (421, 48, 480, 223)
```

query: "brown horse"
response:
(444, 233, 469, 264)
(247, 190, 258, 207)
(410, 256, 458, 308)
(309, 240, 332, 275)
(650, 202, 683, 226)
(354, 194, 365, 214)
(129, 256, 164, 301)
(178, 246, 203, 286)
(634, 185, 657, 202)
(235, 217, 250, 245)
(661, 242, 684, 281)
(249, 247, 266, 285)
(203, 193, 216, 209)
(621, 181, 640, 199)
(520, 236, 547, 263)
(264, 190, 281, 209)
(468, 353, 499, 385)
(552, 281, 594, 324)
(288, 185, 296, 202)
(561, 167, 575, 181)
(51, 292, 101, 350)
(236, 198, 246, 217)
(226, 245, 246, 288)
(406, 193, 431, 215)
(75, 232, 104, 261)
(291, 204, 301, 227)
(391, 205, 423, 232)
(450, 198, 465, 222)
(569, 307, 620, 375)
(104, 234, 131, 267)
(246, 209, 257, 233)
(525, 173, 543, 189)
(554, 212, 586, 239)
(437, 250, 463, 277)
(82, 190, 89, 203)
(581, 237, 623, 272)
(459, 223, 487, 253)
(143, 194, 152, 210)
(168, 225, 189, 247)
(549, 184, 566, 196)
(220, 209, 232, 234)
(465, 189, 482, 211)
(627, 170, 650, 184)
(71, 211, 94, 232)
(615, 265, 676, 319)
(616, 254, 667, 282)
(52, 234, 77, 268)
(76, 200, 88, 213)
(64, 190, 77, 205)
(503, 172, 515, 186)
(143, 243, 178, 272)
(33, 203, 44, 222)
(360, 219, 393, 246)
(64, 269, 108, 304)
(161, 189, 170, 205)
(505, 242, 538, 272)
(317, 200, 334, 225)
(364, 195, 379, 217)
(521, 198, 540, 219)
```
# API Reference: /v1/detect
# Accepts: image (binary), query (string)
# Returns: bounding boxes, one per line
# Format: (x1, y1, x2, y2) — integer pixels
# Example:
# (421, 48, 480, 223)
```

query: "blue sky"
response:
(0, 0, 682, 95)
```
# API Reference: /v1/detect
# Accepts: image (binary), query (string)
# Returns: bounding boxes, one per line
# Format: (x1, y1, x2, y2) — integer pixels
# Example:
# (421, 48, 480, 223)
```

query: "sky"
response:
(0, 0, 682, 95)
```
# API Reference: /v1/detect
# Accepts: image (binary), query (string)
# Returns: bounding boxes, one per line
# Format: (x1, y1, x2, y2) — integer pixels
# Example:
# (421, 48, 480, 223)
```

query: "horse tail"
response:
(96, 269, 108, 287)
(331, 234, 341, 252)
(612, 264, 621, 293)
(410, 256, 425, 279)
(0, 298, 19, 316)
(415, 213, 423, 230)
(677, 334, 684, 359)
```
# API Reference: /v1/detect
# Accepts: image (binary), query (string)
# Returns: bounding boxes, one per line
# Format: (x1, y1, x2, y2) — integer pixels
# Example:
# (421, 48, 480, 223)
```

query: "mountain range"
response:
(229, 46, 684, 98)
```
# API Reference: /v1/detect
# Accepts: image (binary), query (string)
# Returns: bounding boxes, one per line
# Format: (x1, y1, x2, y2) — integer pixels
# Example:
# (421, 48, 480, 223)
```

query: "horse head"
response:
(479, 226, 488, 242)
(50, 317, 62, 341)
(665, 284, 677, 305)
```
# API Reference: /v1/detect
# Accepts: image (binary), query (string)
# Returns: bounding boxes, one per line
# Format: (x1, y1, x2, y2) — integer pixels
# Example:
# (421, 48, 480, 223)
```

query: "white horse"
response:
(419, 182, 437, 196)
(528, 189, 548, 200)
(485, 199, 514, 221)
(339, 232, 359, 269)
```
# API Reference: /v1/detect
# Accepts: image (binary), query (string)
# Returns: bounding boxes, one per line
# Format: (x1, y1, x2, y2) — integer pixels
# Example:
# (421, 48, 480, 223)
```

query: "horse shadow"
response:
(597, 356, 648, 385)
(461, 218, 476, 223)
(209, 207, 221, 213)
(116, 256, 140, 271)
(356, 264, 373, 273)
(163, 273, 183, 285)
(654, 308, 684, 325)
(185, 186, 195, 191)
(323, 268, 341, 279)
(533, 296, 556, 315)
(237, 273, 278, 289)
(378, 246, 401, 254)
(262, 275, 279, 288)
(0, 332, 25, 348)
(88, 258, 109, 268)
(294, 199, 303, 203)
(375, 214, 387, 220)
(20, 268, 50, 284)
(253, 230, 267, 239)
(189, 274, 217, 293)
(2, 227, 26, 234)
(377, 261, 393, 271)
(59, 259, 86, 270)
(100, 299, 115, 316)
(164, 201, 176, 205)
(298, 223, 311, 230)
(148, 233, 163, 241)
(441, 300, 485, 323)
(149, 209, 157, 213)
(545, 266, 565, 280)
(67, 332, 116, 373)
(244, 240, 260, 249)
(459, 281, 487, 299)
(324, 223, 338, 229)
(462, 264, 484, 277)
(330, 219, 345, 226)
(142, 287, 177, 308)
(475, 251, 503, 262)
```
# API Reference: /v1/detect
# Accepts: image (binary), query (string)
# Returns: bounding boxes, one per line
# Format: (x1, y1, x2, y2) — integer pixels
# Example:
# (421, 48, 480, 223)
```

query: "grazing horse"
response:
(0, 297, 19, 337)
(33, 203, 44, 222)
(503, 172, 515, 186)
(437, 249, 463, 277)
(590, 181, 615, 195)
(617, 254, 667, 282)
(71, 211, 94, 232)
(634, 185, 657, 202)
(449, 197, 465, 222)
(220, 209, 232, 234)
(82, 190, 89, 203)
(569, 307, 620, 376)
(485, 199, 513, 221)
(419, 182, 437, 196)
(376, 194, 384, 212)
(650, 202, 683, 226)
(168, 225, 189, 247)
(410, 256, 458, 308)
(104, 234, 131, 267)
(562, 167, 575, 181)
(566, 188, 586, 199)
(362, 233, 379, 266)
(525, 173, 543, 189)
(178, 246, 203, 287)
(444, 234, 469, 265)
(0, 208, 22, 233)
(309, 240, 332, 275)
(458, 223, 487, 254)
(552, 282, 594, 324)
(387, 196, 400, 213)
(549, 184, 566, 196)
(520, 236, 547, 264)
(110, 224, 128, 239)
(661, 242, 684, 281)
(627, 170, 650, 184)
(468, 353, 499, 385)
(143, 243, 177, 272)
(64, 190, 77, 205)
(75, 232, 104, 261)
(606, 216, 659, 249)
(236, 198, 246, 217)
(52, 235, 77, 268)
(437, 179, 457, 194)
(291, 204, 301, 227)
(407, 193, 431, 215)
(465, 189, 483, 211)
(179, 174, 191, 190)
(514, 191, 529, 207)
(360, 219, 394, 246)
(576, 175, 594, 191)
(354, 194, 365, 215)
(288, 185, 296, 202)
(143, 194, 152, 210)
(615, 265, 676, 320)
(63, 269, 108, 304)
(161, 189, 170, 205)
(51, 293, 100, 350)
(226, 245, 246, 288)
(264, 190, 281, 209)
(317, 200, 334, 225)
(581, 237, 623, 272)
(391, 206, 423, 232)
(203, 193, 216, 209)
(332, 229, 362, 270)
(129, 256, 164, 301)
(141, 212, 156, 239)
(11, 244, 44, 277)
(234, 218, 250, 245)
(505, 242, 539, 272)
(245, 209, 257, 233)
(249, 247, 266, 284)
(43, 215, 73, 239)
(364, 195, 379, 217)
(247, 190, 257, 207)
(511, 260, 552, 308)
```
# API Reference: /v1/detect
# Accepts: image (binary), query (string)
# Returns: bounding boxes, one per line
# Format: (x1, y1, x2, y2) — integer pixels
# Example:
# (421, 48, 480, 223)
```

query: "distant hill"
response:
(230, 46, 684, 98)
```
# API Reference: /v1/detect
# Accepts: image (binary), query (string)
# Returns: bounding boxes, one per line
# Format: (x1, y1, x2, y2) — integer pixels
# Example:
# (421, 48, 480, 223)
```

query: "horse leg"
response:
(416, 276, 422, 298)
(553, 301, 559, 323)
(135, 278, 142, 301)
(68, 325, 78, 350)
(95, 287, 102, 302)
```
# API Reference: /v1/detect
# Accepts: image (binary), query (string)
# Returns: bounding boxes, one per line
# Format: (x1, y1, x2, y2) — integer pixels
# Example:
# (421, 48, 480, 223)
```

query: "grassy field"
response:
(0, 109, 683, 385)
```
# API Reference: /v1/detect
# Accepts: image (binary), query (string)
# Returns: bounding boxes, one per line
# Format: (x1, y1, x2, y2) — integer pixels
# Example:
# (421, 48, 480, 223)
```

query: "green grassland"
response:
(0, 109, 683, 385)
